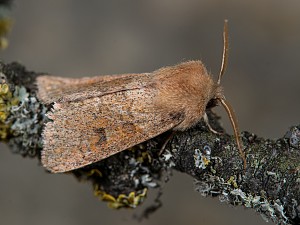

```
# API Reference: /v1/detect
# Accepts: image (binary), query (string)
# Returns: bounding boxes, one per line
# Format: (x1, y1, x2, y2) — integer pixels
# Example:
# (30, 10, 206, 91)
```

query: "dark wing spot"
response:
(122, 122, 136, 131)
(94, 127, 107, 145)
(168, 111, 185, 122)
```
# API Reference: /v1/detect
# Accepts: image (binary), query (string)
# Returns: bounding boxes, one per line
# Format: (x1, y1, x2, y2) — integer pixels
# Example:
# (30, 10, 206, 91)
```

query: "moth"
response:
(37, 20, 246, 173)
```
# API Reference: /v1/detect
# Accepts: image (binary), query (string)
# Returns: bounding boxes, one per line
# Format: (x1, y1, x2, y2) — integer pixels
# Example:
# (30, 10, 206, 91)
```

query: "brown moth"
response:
(37, 20, 246, 173)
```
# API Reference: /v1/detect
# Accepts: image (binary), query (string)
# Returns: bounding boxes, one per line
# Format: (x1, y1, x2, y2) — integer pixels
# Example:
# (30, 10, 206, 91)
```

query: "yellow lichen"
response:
(137, 151, 152, 163)
(93, 184, 147, 209)
(202, 156, 210, 166)
(227, 176, 238, 188)
(86, 169, 103, 177)
(0, 83, 9, 94)
(0, 82, 20, 140)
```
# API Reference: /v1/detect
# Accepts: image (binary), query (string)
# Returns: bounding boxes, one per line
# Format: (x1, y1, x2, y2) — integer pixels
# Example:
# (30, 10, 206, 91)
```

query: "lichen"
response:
(194, 177, 290, 224)
(0, 67, 48, 157)
(161, 149, 176, 168)
(285, 126, 300, 150)
(94, 184, 147, 209)
(81, 168, 148, 208)
(81, 166, 149, 209)
(0, 73, 19, 139)
(194, 146, 211, 169)
(72, 144, 164, 209)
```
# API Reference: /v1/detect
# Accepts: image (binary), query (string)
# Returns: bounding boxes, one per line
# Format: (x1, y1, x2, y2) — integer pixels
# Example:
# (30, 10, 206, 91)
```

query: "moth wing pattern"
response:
(38, 74, 182, 173)
(37, 73, 148, 104)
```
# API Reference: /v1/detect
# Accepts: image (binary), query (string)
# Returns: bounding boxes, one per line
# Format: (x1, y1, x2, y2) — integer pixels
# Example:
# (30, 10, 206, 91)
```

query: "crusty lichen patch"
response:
(0, 66, 48, 157)
(0, 73, 19, 139)
(72, 144, 163, 209)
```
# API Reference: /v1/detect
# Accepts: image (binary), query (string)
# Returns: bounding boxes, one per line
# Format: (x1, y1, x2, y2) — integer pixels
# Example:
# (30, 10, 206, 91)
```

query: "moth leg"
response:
(159, 131, 176, 155)
(203, 113, 222, 134)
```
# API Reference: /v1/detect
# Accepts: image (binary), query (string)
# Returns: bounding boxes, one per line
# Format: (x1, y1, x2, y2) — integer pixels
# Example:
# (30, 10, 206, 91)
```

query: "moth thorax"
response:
(172, 82, 218, 131)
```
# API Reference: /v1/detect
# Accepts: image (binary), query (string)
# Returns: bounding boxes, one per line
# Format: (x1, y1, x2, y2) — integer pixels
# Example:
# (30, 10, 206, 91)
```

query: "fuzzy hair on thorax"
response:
(153, 60, 220, 130)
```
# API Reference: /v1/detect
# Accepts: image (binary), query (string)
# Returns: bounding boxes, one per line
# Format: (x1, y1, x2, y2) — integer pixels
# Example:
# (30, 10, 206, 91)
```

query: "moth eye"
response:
(206, 98, 218, 109)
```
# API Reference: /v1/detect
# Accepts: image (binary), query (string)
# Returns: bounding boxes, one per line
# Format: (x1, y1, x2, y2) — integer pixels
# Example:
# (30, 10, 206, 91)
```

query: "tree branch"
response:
(0, 61, 299, 225)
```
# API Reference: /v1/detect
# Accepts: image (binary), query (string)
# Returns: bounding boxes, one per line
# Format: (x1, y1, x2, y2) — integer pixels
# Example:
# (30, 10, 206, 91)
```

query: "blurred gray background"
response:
(1, 0, 300, 225)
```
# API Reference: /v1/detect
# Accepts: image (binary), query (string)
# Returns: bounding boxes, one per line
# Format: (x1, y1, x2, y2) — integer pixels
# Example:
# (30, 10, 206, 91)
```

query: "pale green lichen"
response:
(128, 151, 158, 189)
(226, 189, 288, 224)
(194, 175, 290, 224)
(162, 149, 176, 168)
(0, 69, 48, 156)
(7, 89, 48, 156)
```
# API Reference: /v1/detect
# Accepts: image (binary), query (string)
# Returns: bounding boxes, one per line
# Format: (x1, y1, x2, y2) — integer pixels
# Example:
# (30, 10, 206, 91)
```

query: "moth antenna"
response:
(218, 19, 229, 85)
(218, 97, 247, 169)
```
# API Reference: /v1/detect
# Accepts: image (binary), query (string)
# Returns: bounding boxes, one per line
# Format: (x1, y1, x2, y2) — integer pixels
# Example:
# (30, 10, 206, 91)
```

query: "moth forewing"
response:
(39, 71, 183, 173)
